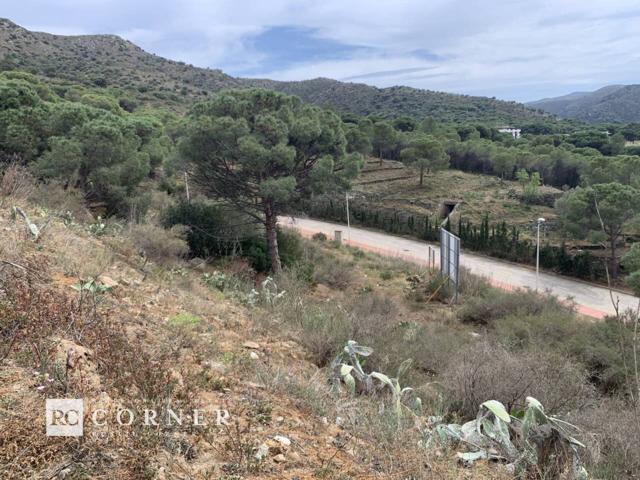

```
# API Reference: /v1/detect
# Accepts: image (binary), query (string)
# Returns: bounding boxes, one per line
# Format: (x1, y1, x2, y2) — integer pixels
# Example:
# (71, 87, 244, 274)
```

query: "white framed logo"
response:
(46, 398, 84, 436)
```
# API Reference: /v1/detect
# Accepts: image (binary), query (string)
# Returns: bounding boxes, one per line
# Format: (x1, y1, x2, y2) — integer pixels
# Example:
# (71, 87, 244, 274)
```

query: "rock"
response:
(188, 257, 207, 271)
(57, 467, 72, 479)
(274, 435, 291, 447)
(98, 275, 119, 289)
(242, 341, 261, 350)
(289, 451, 301, 463)
(249, 351, 259, 360)
(335, 416, 345, 427)
(208, 361, 227, 374)
(273, 454, 286, 463)
(275, 416, 285, 423)
(255, 443, 269, 461)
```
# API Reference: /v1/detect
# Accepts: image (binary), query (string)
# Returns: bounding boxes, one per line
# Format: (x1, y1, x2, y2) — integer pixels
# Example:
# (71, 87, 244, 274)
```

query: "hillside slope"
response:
(0, 18, 549, 123)
(243, 77, 547, 123)
(528, 84, 640, 123)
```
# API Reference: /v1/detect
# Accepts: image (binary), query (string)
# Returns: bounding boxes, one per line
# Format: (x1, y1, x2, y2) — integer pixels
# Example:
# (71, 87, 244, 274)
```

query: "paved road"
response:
(280, 216, 639, 318)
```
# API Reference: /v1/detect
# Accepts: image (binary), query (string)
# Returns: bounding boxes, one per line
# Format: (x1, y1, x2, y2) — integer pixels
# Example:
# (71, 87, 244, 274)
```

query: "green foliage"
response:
(372, 121, 397, 159)
(202, 271, 227, 291)
(557, 183, 640, 277)
(162, 200, 247, 258)
(622, 243, 640, 296)
(0, 72, 169, 215)
(399, 134, 449, 185)
(180, 88, 362, 272)
(168, 312, 201, 328)
(516, 169, 542, 203)
(344, 123, 372, 156)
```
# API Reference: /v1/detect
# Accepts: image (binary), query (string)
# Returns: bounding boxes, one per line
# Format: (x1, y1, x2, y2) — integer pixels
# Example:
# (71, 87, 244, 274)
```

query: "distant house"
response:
(498, 126, 521, 139)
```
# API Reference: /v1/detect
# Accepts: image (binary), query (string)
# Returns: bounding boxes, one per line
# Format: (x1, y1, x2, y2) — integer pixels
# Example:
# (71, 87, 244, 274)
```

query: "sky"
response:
(4, 0, 640, 102)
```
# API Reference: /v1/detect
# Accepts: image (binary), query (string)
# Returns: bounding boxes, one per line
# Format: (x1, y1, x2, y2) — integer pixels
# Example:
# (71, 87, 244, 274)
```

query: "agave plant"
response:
(332, 341, 422, 421)
(423, 397, 588, 479)
(11, 205, 40, 239)
(370, 359, 422, 421)
(332, 340, 375, 394)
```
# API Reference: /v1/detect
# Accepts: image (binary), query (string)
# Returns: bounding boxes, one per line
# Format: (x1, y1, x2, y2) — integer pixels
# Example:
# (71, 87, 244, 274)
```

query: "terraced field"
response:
(353, 159, 560, 238)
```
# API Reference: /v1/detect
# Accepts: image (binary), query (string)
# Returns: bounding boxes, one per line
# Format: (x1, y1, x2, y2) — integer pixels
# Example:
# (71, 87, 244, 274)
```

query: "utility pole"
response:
(536, 217, 545, 291)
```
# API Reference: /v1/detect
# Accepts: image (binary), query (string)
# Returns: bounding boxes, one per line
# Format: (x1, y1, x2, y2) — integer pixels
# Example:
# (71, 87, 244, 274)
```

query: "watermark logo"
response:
(46, 398, 230, 437)
(46, 398, 84, 437)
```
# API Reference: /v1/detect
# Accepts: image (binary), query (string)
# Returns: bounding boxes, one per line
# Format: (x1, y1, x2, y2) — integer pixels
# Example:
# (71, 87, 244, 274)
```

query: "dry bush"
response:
(127, 223, 189, 266)
(457, 267, 492, 297)
(571, 398, 640, 479)
(457, 288, 570, 325)
(30, 181, 92, 223)
(0, 163, 35, 206)
(55, 234, 114, 279)
(313, 255, 354, 289)
(443, 341, 596, 418)
(401, 320, 472, 377)
(494, 313, 632, 395)
(290, 302, 352, 366)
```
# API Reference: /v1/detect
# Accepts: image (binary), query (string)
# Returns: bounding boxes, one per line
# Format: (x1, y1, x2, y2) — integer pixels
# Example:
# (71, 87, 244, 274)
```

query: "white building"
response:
(498, 126, 521, 139)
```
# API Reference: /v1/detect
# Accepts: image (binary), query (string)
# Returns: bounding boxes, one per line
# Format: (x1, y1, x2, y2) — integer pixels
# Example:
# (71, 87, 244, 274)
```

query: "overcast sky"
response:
(4, 1, 640, 102)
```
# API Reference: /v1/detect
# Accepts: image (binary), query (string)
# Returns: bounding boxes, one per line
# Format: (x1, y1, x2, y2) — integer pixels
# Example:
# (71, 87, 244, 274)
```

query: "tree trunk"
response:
(264, 199, 281, 274)
(419, 165, 424, 186)
(379, 147, 383, 166)
(610, 236, 618, 279)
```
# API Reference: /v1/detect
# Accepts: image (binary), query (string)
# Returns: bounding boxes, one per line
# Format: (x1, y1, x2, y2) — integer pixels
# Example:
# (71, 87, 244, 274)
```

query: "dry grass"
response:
(443, 341, 596, 417)
(355, 166, 558, 234)
(127, 223, 189, 266)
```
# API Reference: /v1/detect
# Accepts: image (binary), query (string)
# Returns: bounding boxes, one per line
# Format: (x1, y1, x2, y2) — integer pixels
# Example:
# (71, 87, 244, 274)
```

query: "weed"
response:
(168, 312, 201, 328)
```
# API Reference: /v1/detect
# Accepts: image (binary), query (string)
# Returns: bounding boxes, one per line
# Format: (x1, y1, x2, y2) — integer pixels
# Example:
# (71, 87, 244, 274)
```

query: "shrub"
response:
(276, 229, 304, 267)
(294, 304, 352, 366)
(311, 232, 327, 242)
(168, 312, 201, 328)
(380, 269, 394, 280)
(313, 254, 354, 289)
(401, 321, 472, 376)
(162, 200, 243, 258)
(0, 162, 34, 205)
(406, 272, 453, 303)
(443, 341, 595, 418)
(457, 288, 569, 325)
(571, 398, 640, 479)
(494, 313, 633, 394)
(128, 223, 189, 265)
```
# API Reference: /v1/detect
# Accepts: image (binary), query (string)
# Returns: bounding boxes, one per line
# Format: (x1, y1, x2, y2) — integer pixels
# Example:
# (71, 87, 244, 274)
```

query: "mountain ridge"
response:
(527, 84, 640, 123)
(0, 18, 551, 124)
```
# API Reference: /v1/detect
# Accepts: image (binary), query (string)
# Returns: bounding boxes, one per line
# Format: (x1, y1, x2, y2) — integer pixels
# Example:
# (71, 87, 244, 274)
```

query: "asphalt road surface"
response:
(280, 216, 639, 319)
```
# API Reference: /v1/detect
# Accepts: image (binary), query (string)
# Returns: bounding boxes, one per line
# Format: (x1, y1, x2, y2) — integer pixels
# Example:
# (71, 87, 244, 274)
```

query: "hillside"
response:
(2, 166, 637, 478)
(528, 84, 640, 123)
(242, 77, 548, 123)
(0, 18, 550, 123)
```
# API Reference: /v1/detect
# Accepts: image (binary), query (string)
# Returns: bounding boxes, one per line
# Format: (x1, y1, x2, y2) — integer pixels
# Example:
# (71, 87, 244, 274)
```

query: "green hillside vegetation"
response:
(0, 18, 552, 124)
(247, 77, 550, 123)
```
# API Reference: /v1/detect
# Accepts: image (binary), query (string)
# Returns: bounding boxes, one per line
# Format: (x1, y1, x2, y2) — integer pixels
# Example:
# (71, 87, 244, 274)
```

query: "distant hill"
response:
(0, 18, 550, 124)
(242, 77, 548, 123)
(528, 85, 640, 123)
